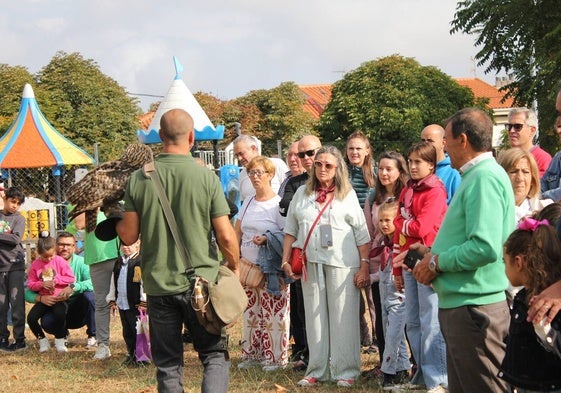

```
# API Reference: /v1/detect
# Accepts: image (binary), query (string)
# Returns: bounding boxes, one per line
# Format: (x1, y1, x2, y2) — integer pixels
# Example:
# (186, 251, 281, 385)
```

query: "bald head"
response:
(421, 124, 446, 161)
(159, 109, 195, 146)
(298, 135, 322, 172)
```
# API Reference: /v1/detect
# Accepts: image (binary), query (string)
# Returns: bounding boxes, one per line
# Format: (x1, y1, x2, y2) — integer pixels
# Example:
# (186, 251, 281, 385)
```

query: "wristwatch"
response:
(428, 255, 440, 274)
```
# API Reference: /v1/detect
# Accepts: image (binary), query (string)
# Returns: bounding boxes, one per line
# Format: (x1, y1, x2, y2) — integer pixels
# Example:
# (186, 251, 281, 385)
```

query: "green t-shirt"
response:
(83, 211, 120, 265)
(123, 154, 230, 296)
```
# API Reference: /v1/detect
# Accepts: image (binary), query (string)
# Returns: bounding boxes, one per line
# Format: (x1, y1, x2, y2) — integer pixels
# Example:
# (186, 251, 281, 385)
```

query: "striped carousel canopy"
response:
(0, 84, 94, 169)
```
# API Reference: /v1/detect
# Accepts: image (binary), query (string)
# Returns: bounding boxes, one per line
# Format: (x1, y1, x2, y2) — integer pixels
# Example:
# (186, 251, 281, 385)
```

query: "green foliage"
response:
(36, 51, 141, 161)
(0, 64, 36, 131)
(451, 0, 561, 153)
(318, 55, 475, 155)
(236, 82, 317, 155)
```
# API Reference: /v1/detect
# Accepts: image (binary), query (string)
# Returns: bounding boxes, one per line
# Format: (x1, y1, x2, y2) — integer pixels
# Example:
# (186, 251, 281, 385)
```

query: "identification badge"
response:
(319, 224, 333, 247)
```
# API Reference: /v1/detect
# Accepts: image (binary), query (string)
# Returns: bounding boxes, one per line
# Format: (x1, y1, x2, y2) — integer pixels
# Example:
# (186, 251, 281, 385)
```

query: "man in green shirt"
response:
(411, 108, 514, 393)
(117, 109, 239, 393)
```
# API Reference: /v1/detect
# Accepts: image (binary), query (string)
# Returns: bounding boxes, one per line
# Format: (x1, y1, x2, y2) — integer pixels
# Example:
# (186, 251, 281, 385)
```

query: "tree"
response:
(451, 0, 561, 153)
(235, 82, 317, 156)
(0, 64, 36, 132)
(36, 51, 141, 161)
(318, 55, 476, 155)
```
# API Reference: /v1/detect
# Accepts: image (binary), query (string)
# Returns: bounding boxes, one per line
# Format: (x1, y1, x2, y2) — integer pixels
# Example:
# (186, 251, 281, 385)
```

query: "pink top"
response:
(28, 254, 75, 296)
(531, 145, 552, 178)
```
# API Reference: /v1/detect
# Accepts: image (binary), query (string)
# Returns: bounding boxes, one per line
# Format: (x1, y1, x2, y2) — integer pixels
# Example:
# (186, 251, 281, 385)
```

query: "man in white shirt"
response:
(233, 135, 288, 201)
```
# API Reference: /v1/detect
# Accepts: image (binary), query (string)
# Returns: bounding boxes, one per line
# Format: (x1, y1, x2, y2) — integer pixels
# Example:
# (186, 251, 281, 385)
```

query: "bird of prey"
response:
(66, 143, 154, 233)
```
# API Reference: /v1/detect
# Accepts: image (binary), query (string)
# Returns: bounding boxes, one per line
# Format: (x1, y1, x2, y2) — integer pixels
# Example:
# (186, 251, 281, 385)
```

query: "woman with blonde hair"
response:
(499, 147, 553, 223)
(235, 156, 289, 371)
(282, 146, 371, 388)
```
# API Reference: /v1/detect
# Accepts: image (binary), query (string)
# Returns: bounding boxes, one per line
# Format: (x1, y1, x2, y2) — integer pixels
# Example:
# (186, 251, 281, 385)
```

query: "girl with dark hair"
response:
(27, 233, 75, 353)
(500, 218, 561, 391)
(363, 151, 409, 381)
(392, 141, 448, 392)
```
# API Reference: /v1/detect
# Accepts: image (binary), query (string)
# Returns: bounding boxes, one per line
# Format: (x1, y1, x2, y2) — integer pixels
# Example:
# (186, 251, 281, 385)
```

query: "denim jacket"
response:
(541, 151, 561, 201)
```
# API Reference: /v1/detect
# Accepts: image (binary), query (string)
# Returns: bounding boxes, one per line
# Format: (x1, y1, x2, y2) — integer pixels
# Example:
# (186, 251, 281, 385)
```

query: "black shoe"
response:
(382, 370, 410, 387)
(122, 354, 136, 366)
(0, 338, 9, 351)
(2, 340, 27, 352)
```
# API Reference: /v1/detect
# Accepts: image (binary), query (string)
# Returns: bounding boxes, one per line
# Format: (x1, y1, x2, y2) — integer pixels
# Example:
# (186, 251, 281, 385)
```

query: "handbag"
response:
(144, 161, 248, 335)
(239, 257, 265, 288)
(290, 194, 334, 275)
(135, 308, 151, 362)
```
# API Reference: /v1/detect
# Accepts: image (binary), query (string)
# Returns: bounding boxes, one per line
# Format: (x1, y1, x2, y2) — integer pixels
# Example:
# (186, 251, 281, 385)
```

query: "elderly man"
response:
(25, 232, 96, 348)
(117, 108, 239, 393)
(507, 107, 551, 177)
(279, 141, 305, 197)
(421, 124, 461, 204)
(410, 108, 514, 393)
(233, 134, 289, 201)
(279, 135, 322, 216)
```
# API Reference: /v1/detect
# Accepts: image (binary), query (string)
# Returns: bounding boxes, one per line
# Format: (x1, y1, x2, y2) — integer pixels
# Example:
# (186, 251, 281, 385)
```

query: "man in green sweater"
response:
(411, 108, 515, 393)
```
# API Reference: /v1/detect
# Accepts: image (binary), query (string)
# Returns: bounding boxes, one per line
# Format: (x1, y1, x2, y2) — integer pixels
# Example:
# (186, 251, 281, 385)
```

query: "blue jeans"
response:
(379, 263, 410, 374)
(403, 270, 447, 389)
(148, 289, 230, 393)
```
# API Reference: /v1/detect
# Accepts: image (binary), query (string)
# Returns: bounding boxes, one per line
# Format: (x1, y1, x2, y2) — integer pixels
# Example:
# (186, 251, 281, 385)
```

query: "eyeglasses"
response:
(297, 148, 319, 159)
(314, 161, 336, 170)
(505, 123, 525, 132)
(56, 243, 75, 248)
(248, 169, 268, 177)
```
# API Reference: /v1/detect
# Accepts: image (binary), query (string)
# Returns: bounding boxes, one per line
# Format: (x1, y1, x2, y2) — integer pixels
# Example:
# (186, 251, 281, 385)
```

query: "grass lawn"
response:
(0, 308, 387, 392)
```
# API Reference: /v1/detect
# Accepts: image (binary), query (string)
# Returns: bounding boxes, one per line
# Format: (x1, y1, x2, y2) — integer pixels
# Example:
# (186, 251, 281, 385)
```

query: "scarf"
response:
(315, 183, 335, 203)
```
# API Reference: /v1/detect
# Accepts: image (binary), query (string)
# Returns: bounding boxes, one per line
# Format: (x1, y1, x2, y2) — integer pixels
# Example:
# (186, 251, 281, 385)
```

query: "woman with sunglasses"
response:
(281, 146, 371, 388)
(235, 156, 289, 372)
(392, 141, 448, 392)
(362, 151, 410, 385)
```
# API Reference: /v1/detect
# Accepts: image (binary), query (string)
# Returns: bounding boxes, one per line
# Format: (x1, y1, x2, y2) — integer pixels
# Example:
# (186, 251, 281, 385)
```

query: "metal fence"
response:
(2, 166, 77, 236)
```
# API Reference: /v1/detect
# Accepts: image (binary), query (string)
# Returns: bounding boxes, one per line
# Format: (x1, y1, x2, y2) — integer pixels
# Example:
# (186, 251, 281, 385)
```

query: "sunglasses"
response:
(314, 161, 336, 170)
(248, 169, 268, 177)
(505, 123, 525, 132)
(297, 148, 318, 159)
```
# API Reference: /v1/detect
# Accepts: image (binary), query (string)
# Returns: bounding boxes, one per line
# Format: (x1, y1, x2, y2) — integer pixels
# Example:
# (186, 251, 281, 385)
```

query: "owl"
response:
(66, 143, 154, 233)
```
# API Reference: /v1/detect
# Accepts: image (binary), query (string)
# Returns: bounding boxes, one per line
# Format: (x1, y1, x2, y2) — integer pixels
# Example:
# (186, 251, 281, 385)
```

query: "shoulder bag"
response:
(143, 161, 248, 335)
(290, 194, 334, 276)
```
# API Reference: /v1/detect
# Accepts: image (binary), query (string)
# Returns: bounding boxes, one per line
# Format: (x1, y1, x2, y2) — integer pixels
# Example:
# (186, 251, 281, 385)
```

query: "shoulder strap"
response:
(302, 194, 334, 253)
(143, 161, 194, 275)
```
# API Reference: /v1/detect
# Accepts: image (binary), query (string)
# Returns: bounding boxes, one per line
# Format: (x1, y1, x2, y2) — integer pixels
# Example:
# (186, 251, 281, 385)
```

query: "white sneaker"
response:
(237, 359, 259, 369)
(93, 343, 111, 360)
(54, 338, 67, 353)
(38, 337, 50, 353)
(86, 336, 97, 349)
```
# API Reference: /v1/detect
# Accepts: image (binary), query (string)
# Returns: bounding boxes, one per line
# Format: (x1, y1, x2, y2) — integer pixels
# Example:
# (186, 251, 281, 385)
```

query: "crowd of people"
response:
(1, 85, 561, 393)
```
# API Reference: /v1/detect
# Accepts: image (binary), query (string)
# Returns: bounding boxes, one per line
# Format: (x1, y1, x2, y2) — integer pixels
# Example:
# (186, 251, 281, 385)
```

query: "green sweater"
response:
(431, 157, 515, 309)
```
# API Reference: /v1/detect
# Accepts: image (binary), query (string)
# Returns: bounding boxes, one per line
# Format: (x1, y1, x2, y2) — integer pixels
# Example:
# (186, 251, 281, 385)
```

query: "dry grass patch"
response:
(0, 311, 384, 392)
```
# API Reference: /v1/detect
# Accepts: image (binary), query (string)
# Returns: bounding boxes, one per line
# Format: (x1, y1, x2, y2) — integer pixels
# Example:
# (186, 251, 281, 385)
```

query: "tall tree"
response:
(0, 64, 36, 132)
(236, 82, 317, 156)
(318, 55, 475, 155)
(36, 51, 141, 161)
(451, 0, 561, 152)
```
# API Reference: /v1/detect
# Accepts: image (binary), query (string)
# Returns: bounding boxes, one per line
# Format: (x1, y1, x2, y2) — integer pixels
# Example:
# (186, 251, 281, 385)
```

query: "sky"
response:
(0, 0, 501, 112)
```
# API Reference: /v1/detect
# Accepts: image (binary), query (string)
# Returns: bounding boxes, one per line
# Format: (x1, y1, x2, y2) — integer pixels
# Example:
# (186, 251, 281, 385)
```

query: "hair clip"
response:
(517, 217, 549, 232)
